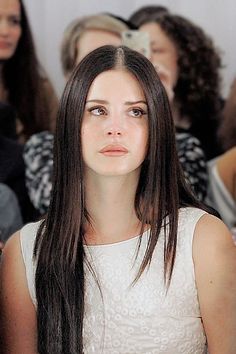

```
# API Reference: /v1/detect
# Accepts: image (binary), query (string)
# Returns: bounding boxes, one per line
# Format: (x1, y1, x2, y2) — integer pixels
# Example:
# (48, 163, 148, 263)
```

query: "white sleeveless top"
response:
(20, 207, 207, 354)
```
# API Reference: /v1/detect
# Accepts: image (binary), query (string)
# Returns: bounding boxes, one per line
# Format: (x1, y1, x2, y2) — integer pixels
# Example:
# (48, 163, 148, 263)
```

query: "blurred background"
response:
(23, 0, 236, 98)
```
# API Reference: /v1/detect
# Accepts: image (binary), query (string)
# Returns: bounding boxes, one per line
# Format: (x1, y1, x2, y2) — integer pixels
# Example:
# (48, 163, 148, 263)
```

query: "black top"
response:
(0, 134, 39, 223)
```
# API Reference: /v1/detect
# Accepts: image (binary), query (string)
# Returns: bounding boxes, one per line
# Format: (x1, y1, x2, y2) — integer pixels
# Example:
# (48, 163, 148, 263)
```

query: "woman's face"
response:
(82, 69, 148, 178)
(0, 0, 22, 60)
(76, 29, 122, 64)
(140, 22, 178, 88)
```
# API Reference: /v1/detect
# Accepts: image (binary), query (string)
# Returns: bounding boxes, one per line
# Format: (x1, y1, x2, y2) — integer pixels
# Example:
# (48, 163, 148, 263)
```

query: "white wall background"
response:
(23, 0, 236, 98)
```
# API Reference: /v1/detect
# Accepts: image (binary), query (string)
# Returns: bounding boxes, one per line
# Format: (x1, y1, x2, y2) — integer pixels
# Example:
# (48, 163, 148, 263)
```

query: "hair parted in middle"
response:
(34, 45, 204, 354)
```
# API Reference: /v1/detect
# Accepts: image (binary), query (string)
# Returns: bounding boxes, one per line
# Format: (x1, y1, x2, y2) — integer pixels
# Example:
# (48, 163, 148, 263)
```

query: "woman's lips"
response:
(99, 145, 128, 156)
(0, 42, 12, 49)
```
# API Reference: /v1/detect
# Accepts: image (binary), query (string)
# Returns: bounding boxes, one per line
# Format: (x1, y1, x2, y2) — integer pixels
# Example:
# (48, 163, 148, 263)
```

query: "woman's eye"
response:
(152, 47, 165, 54)
(89, 107, 106, 116)
(130, 108, 146, 118)
(9, 16, 21, 26)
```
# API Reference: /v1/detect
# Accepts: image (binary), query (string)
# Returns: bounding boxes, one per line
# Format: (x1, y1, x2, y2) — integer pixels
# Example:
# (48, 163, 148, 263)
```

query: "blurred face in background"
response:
(0, 0, 22, 61)
(140, 22, 178, 89)
(76, 29, 121, 63)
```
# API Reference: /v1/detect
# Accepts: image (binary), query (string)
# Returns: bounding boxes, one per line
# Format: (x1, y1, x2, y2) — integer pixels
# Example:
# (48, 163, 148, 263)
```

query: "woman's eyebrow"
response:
(124, 100, 147, 105)
(86, 100, 147, 105)
(86, 99, 108, 104)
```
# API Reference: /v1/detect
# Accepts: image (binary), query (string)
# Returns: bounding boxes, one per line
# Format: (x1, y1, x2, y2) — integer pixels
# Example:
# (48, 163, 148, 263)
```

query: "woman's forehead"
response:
(86, 69, 146, 102)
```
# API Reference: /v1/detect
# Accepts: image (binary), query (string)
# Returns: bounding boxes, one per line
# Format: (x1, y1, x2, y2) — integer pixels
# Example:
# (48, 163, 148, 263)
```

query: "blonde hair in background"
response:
(61, 14, 129, 76)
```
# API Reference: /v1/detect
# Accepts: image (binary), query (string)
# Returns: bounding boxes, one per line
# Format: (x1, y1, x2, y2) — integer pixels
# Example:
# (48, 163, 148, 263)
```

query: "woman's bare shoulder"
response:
(193, 213, 235, 263)
(0, 231, 37, 352)
(194, 213, 233, 243)
(193, 214, 236, 352)
(1, 230, 29, 300)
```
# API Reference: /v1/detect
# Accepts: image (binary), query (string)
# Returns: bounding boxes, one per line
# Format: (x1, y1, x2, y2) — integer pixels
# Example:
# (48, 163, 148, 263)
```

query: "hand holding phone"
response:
(122, 30, 150, 59)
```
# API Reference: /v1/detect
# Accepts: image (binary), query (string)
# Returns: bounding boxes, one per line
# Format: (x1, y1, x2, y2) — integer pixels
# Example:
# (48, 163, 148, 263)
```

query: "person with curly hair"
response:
(129, 6, 223, 161)
(0, 0, 58, 142)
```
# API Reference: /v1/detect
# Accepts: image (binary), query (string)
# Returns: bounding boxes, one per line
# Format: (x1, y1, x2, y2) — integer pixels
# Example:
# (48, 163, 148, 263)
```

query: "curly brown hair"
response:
(130, 7, 223, 159)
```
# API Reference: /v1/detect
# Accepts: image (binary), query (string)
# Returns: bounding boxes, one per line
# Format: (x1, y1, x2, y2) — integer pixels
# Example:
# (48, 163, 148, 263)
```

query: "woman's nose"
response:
(107, 129, 122, 136)
(104, 115, 124, 136)
(0, 20, 10, 36)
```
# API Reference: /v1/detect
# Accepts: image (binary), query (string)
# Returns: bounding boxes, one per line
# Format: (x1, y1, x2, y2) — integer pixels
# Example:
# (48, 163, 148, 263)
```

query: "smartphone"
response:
(122, 30, 150, 59)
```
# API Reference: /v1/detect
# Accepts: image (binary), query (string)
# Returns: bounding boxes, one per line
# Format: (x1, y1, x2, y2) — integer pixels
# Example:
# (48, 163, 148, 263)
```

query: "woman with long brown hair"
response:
(0, 0, 58, 142)
(1, 46, 235, 353)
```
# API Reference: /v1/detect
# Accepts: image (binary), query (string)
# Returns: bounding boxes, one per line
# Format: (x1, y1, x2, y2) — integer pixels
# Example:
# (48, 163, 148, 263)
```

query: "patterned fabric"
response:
(20, 207, 207, 354)
(23, 131, 53, 215)
(176, 130, 208, 201)
(23, 131, 208, 215)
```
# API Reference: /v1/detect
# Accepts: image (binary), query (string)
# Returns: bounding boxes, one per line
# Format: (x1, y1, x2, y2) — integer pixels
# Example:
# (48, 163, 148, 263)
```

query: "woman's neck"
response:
(84, 171, 143, 245)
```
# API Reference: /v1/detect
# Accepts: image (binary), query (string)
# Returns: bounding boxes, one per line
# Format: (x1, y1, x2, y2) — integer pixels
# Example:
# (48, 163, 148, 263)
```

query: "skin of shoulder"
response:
(0, 232, 37, 353)
(193, 213, 236, 354)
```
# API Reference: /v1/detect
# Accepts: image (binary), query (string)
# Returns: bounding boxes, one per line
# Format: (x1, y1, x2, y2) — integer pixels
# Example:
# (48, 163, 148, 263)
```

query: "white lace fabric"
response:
(20, 207, 207, 353)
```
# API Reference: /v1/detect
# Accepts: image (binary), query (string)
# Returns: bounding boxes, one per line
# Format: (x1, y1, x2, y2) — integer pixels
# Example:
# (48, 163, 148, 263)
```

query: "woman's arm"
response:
(193, 214, 236, 354)
(0, 232, 38, 353)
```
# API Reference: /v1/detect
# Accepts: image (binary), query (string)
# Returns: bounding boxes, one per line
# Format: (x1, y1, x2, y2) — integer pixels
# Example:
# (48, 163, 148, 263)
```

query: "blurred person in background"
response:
(129, 6, 223, 161)
(0, 183, 22, 249)
(207, 147, 236, 233)
(61, 13, 131, 79)
(0, 102, 39, 225)
(0, 0, 58, 143)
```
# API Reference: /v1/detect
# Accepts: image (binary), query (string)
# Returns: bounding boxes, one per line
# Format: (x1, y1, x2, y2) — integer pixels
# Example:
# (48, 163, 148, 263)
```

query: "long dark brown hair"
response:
(2, 0, 54, 138)
(130, 7, 223, 160)
(34, 45, 205, 353)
